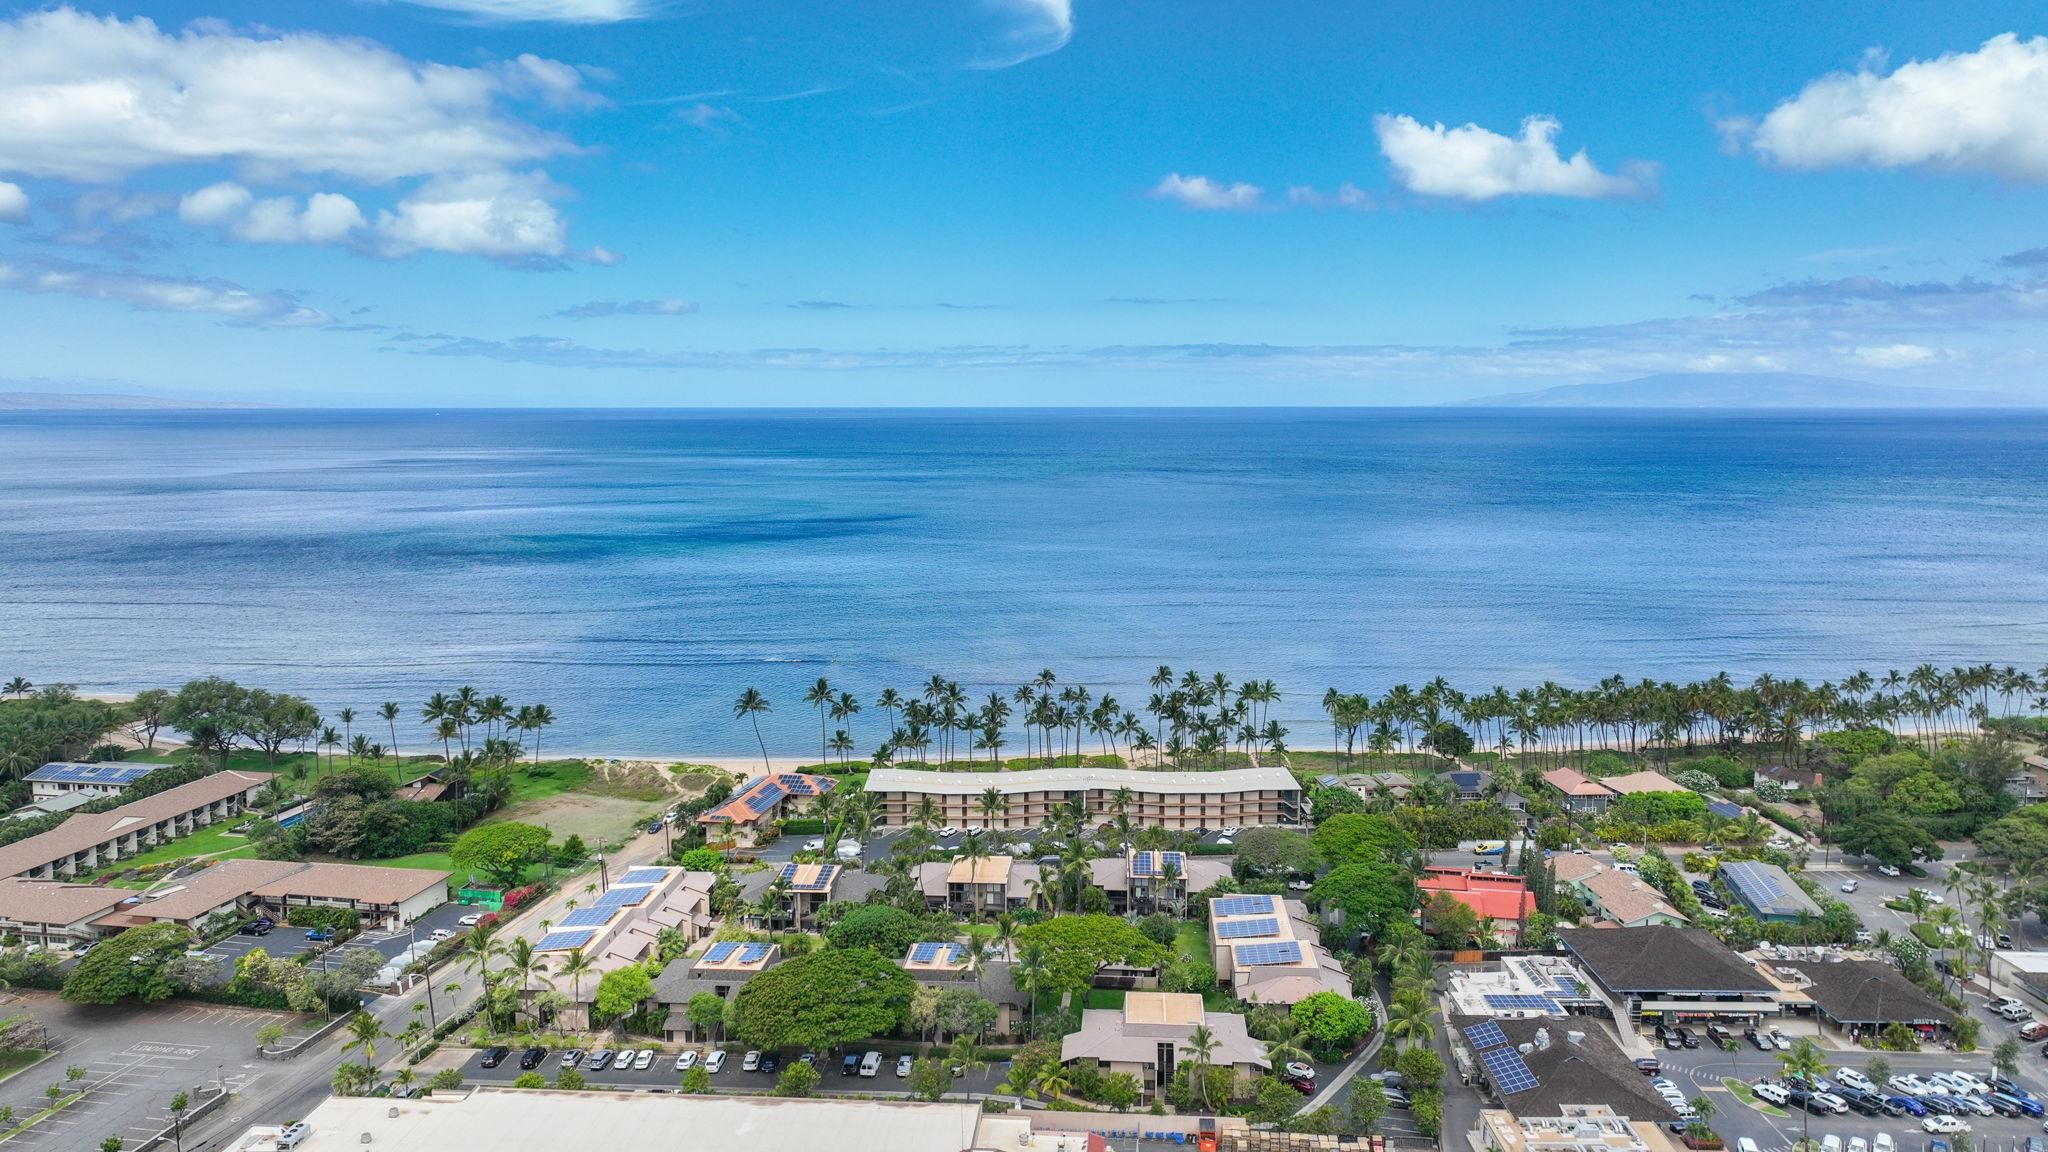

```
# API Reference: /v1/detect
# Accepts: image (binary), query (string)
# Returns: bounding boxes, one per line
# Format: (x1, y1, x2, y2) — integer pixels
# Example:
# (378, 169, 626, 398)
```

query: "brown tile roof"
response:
(1601, 770, 1686, 795)
(251, 861, 449, 905)
(0, 879, 129, 926)
(1579, 870, 1684, 925)
(1541, 768, 1614, 798)
(0, 771, 271, 879)
(117, 858, 307, 923)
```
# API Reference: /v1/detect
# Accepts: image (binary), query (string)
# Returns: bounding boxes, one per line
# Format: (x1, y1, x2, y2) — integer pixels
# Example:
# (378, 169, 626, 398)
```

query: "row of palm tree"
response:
(736, 668, 1287, 771)
(418, 690, 555, 765)
(1321, 662, 2048, 771)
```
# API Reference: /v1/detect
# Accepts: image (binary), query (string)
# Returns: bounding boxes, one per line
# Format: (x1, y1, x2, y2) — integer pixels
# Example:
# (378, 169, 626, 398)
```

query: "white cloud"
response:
(970, 0, 1073, 69)
(0, 257, 329, 325)
(179, 181, 366, 245)
(1751, 34, 2048, 180)
(0, 9, 582, 184)
(395, 0, 653, 22)
(1150, 173, 1263, 212)
(1287, 183, 1373, 211)
(554, 298, 698, 318)
(498, 53, 608, 110)
(0, 180, 25, 221)
(1851, 342, 1939, 368)
(1374, 113, 1651, 200)
(374, 170, 566, 261)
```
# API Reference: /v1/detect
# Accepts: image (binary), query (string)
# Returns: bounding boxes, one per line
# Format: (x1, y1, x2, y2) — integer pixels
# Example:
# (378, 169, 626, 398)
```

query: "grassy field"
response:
(1280, 750, 1454, 775)
(91, 823, 258, 878)
(0, 1047, 50, 1085)
(1174, 923, 1237, 1011)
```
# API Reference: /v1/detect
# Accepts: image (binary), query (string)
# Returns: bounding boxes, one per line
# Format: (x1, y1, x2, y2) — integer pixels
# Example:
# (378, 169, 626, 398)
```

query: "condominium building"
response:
(0, 771, 271, 880)
(1204, 893, 1351, 1005)
(25, 762, 167, 802)
(863, 765, 1302, 830)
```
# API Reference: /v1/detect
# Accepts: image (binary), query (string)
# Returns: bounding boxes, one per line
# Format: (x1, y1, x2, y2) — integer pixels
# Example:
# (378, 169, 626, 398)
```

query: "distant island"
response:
(0, 391, 263, 411)
(1460, 371, 2040, 409)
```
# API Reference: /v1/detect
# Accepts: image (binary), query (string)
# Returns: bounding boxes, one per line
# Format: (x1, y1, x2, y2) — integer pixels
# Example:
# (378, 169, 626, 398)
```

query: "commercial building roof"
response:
(1473, 1105, 1684, 1152)
(0, 878, 131, 926)
(864, 764, 1300, 797)
(1557, 926, 1776, 995)
(230, 1087, 990, 1152)
(1717, 861, 1820, 920)
(1453, 1015, 1673, 1119)
(1790, 959, 1948, 1026)
(87, 858, 450, 929)
(0, 771, 271, 879)
(251, 861, 450, 906)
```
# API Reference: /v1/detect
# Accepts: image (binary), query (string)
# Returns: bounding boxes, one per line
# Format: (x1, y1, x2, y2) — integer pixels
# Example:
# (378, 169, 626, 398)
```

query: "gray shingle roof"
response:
(1557, 925, 1774, 994)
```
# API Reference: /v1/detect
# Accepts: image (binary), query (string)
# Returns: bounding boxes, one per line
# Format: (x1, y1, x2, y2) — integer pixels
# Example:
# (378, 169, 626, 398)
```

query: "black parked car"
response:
(241, 920, 272, 936)
(841, 1054, 860, 1076)
(759, 1054, 780, 1075)
(479, 1046, 510, 1069)
(519, 1047, 546, 1070)
(1746, 1028, 1772, 1051)
(1705, 1024, 1732, 1047)
(1675, 1027, 1700, 1049)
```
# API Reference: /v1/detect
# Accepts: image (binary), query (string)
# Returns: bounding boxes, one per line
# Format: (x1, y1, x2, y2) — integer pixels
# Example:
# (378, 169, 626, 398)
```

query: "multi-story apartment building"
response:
(863, 765, 1302, 831)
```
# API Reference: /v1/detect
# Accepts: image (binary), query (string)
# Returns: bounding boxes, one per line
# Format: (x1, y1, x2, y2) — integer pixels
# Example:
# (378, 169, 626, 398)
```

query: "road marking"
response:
(126, 1042, 208, 1059)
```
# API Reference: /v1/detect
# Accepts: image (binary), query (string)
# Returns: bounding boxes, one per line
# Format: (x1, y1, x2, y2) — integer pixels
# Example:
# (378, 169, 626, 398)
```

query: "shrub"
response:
(512, 1072, 545, 1089)
(430, 1068, 464, 1091)
(555, 1069, 586, 1090)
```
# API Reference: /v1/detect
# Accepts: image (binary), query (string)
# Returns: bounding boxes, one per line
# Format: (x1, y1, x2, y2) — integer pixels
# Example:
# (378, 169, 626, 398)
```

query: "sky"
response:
(2, 1, 2048, 405)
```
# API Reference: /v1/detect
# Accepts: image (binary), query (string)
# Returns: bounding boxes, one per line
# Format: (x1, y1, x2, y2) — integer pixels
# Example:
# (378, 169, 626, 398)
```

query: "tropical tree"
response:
(341, 1011, 388, 1072)
(1185, 1024, 1220, 1109)
(1777, 1038, 1826, 1150)
(734, 688, 772, 771)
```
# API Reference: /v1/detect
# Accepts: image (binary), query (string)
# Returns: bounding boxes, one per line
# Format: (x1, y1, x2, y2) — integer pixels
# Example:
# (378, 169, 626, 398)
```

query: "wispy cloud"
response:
(0, 181, 25, 222)
(1286, 184, 1374, 211)
(1149, 173, 1264, 212)
(1374, 113, 1654, 201)
(393, 0, 659, 24)
(789, 299, 855, 310)
(553, 298, 700, 318)
(1737, 275, 2008, 307)
(0, 257, 331, 326)
(968, 0, 1074, 70)
(2000, 247, 2048, 269)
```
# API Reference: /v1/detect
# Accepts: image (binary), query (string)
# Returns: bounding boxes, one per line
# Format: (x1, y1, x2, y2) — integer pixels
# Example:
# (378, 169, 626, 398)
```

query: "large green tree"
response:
(1014, 915, 1168, 993)
(449, 822, 552, 888)
(1311, 859, 1413, 939)
(64, 923, 194, 1004)
(731, 947, 915, 1052)
(822, 904, 928, 955)
(1231, 828, 1319, 876)
(1291, 991, 1373, 1055)
(1976, 806, 2048, 863)
(1309, 814, 1406, 867)
(1834, 810, 1942, 867)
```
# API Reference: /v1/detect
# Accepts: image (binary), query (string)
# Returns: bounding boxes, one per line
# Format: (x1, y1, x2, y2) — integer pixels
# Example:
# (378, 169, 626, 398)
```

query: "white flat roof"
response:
(257, 1089, 988, 1152)
(864, 764, 1299, 797)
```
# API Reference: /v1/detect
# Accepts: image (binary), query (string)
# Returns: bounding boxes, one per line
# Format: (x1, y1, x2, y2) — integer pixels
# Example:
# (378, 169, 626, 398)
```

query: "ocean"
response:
(2, 408, 2045, 757)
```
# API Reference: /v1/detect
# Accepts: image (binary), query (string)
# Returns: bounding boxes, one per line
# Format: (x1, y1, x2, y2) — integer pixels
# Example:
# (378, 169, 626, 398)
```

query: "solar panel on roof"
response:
(745, 779, 788, 814)
(559, 907, 616, 928)
(1483, 994, 1561, 1013)
(620, 867, 670, 885)
(909, 942, 963, 964)
(778, 864, 836, 891)
(1213, 895, 1276, 916)
(1233, 940, 1303, 966)
(703, 941, 739, 964)
(1463, 1021, 1509, 1050)
(1480, 1046, 1539, 1094)
(1724, 861, 1787, 907)
(1214, 917, 1279, 940)
(737, 943, 773, 964)
(536, 929, 596, 951)
(28, 762, 153, 784)
(594, 885, 653, 909)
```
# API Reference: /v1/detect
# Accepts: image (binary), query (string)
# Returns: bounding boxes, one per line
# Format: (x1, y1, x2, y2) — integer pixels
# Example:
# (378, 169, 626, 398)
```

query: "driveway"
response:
(352, 902, 480, 963)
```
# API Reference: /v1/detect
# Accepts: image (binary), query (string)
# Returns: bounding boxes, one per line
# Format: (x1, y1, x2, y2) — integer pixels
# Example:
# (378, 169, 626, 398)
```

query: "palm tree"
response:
(341, 1011, 388, 1071)
(977, 786, 1008, 831)
(1385, 991, 1434, 1051)
(1014, 939, 1051, 1028)
(337, 708, 356, 763)
(803, 678, 833, 765)
(1777, 1038, 1826, 1150)
(524, 703, 555, 765)
(1185, 1024, 1220, 1109)
(734, 688, 772, 771)
(317, 727, 340, 775)
(379, 701, 402, 767)
(3, 677, 30, 699)
(503, 937, 554, 1026)
(461, 923, 503, 1008)
(913, 795, 941, 831)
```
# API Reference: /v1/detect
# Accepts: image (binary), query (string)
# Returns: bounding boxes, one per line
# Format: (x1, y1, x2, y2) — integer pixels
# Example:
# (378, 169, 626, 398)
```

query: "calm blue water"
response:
(2, 408, 2045, 756)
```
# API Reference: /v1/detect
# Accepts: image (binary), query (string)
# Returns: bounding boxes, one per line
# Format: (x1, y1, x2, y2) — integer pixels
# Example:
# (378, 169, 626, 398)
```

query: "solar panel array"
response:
(1233, 940, 1303, 966)
(1462, 1021, 1509, 1051)
(1213, 895, 1276, 916)
(1483, 994, 1562, 1013)
(30, 762, 155, 785)
(1479, 1046, 1538, 1094)
(703, 941, 740, 964)
(1130, 851, 1187, 878)
(1722, 861, 1787, 908)
(737, 943, 772, 964)
(620, 866, 670, 885)
(778, 864, 838, 891)
(745, 778, 789, 814)
(1214, 917, 1280, 940)
(777, 774, 829, 795)
(559, 907, 616, 928)
(909, 942, 966, 965)
(535, 929, 597, 951)
(595, 885, 654, 909)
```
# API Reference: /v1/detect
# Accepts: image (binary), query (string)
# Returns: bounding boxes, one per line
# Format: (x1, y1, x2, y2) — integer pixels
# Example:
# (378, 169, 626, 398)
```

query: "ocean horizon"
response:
(4, 406, 2046, 758)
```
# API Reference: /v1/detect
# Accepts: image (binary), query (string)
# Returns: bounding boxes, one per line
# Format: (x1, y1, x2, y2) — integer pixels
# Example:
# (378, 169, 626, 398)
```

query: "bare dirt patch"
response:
(493, 791, 651, 844)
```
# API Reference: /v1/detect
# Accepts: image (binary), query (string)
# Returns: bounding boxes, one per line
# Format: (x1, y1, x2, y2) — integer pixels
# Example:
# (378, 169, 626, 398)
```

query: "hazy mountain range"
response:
(1461, 372, 2040, 408)
(0, 391, 262, 410)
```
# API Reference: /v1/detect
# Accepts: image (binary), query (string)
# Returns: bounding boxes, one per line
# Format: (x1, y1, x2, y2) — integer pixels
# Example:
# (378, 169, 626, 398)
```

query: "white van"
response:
(858, 1050, 882, 1077)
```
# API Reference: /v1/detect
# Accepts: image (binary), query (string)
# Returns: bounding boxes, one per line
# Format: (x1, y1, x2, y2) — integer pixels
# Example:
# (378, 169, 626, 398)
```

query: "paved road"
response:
(455, 1044, 1012, 1098)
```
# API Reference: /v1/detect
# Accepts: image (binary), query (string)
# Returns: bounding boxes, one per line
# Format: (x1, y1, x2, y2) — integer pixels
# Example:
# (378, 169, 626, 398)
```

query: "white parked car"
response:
(1873, 1134, 1893, 1152)
(1737, 1140, 1760, 1152)
(1820, 1135, 1841, 1152)
(632, 1049, 654, 1071)
(1847, 1138, 1867, 1152)
(457, 913, 482, 927)
(802, 838, 824, 852)
(1889, 1074, 1931, 1095)
(742, 1050, 761, 1072)
(1947, 1070, 1989, 1093)
(1839, 879, 1858, 893)
(705, 1051, 726, 1073)
(1911, 886, 1944, 904)
(938, 827, 959, 839)
(1834, 1068, 1872, 1093)
(1921, 1115, 1970, 1135)
(1768, 1028, 1791, 1051)
(674, 1050, 697, 1071)
(1752, 1081, 1790, 1105)
(430, 928, 453, 941)
(1877, 863, 1900, 877)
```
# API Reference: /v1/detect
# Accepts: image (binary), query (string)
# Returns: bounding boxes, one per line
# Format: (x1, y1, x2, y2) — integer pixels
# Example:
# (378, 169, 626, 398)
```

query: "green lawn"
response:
(91, 822, 256, 878)
(1174, 922, 1237, 1011)
(0, 1047, 50, 1085)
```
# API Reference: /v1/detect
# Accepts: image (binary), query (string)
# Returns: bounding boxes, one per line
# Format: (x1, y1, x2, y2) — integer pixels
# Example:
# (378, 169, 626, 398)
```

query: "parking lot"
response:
(455, 1042, 1011, 1098)
(1652, 1027, 2048, 1152)
(0, 991, 302, 1152)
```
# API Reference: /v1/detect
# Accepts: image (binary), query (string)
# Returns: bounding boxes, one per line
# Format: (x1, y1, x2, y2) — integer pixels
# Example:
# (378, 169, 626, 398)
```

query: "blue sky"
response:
(2, 0, 2047, 404)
